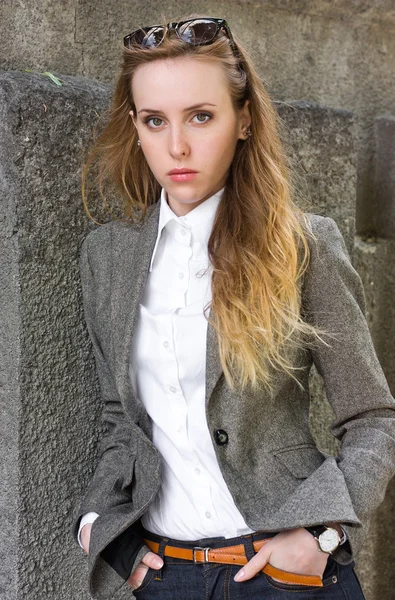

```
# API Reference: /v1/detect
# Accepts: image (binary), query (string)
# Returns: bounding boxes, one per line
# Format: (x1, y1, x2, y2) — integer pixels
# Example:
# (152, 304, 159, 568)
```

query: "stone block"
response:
(353, 236, 395, 599)
(374, 115, 395, 239)
(277, 101, 358, 457)
(277, 100, 357, 254)
(0, 69, 111, 600)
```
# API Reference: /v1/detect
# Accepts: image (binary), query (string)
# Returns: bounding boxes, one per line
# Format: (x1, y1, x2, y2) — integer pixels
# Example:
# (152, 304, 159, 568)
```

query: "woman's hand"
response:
(234, 527, 329, 583)
(81, 523, 163, 590)
(81, 523, 93, 555)
(127, 552, 164, 590)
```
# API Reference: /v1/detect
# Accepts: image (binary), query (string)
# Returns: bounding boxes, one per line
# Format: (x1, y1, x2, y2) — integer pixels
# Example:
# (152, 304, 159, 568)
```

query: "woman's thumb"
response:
(142, 551, 164, 570)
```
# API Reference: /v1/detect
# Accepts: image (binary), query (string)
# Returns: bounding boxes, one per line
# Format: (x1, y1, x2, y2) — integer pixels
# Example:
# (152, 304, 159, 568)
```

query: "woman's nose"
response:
(168, 127, 190, 158)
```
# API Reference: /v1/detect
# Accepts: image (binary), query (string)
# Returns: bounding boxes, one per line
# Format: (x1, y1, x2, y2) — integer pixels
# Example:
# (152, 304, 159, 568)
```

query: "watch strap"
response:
(305, 525, 327, 538)
(338, 525, 347, 545)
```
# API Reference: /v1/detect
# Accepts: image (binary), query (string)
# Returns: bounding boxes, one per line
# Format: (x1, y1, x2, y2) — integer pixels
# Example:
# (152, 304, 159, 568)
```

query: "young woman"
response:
(71, 15, 395, 600)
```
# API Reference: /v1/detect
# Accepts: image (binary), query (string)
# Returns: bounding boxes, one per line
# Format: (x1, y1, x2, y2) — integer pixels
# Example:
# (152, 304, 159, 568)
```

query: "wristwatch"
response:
(305, 525, 341, 554)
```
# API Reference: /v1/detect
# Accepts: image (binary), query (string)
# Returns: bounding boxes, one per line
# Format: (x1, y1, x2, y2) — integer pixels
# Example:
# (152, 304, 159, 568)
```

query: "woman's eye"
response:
(193, 113, 211, 124)
(146, 117, 164, 128)
(144, 113, 212, 129)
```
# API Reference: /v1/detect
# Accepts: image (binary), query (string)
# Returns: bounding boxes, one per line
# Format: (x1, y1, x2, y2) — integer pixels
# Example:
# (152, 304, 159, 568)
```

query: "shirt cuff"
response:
(77, 512, 100, 549)
(339, 525, 347, 545)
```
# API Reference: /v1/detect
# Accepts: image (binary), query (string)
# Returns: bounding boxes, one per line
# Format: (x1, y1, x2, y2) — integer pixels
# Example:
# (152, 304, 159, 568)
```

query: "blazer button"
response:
(214, 429, 228, 445)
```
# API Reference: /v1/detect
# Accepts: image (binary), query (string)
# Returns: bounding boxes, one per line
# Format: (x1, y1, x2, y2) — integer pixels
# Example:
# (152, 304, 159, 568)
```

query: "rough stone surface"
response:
(277, 100, 357, 253)
(373, 115, 395, 239)
(0, 69, 392, 599)
(354, 237, 395, 599)
(0, 71, 20, 600)
(0, 70, 110, 600)
(1, 0, 394, 238)
(355, 237, 395, 389)
(278, 100, 357, 466)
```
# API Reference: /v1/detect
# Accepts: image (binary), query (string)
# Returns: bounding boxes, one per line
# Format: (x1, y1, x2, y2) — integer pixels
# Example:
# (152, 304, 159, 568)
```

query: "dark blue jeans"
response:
(131, 527, 366, 599)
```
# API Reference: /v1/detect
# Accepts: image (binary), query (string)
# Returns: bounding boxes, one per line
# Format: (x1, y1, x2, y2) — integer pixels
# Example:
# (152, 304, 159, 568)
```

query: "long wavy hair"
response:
(81, 13, 328, 394)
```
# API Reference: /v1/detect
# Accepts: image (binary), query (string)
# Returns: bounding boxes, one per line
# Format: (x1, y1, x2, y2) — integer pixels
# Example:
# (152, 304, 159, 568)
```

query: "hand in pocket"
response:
(127, 551, 164, 591)
(81, 523, 93, 555)
(234, 527, 328, 584)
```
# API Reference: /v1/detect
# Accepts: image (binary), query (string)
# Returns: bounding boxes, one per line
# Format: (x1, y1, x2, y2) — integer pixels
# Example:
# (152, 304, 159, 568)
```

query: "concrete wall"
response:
(0, 74, 20, 600)
(354, 236, 395, 599)
(0, 71, 109, 600)
(1, 0, 394, 238)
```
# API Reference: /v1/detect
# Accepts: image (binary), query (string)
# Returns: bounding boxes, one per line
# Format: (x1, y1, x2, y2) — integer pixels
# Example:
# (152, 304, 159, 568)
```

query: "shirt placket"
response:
(169, 220, 221, 529)
(165, 220, 193, 450)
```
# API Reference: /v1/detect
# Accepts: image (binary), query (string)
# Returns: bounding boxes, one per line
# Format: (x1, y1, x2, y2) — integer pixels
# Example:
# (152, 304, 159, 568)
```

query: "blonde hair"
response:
(81, 14, 327, 393)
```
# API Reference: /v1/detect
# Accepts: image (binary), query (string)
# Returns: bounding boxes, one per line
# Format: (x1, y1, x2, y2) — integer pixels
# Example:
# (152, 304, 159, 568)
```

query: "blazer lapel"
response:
(111, 203, 160, 408)
(111, 201, 224, 413)
(205, 310, 223, 408)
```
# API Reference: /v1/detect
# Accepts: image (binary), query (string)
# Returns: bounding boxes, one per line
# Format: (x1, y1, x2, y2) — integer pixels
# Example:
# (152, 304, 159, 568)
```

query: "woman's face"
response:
(130, 57, 251, 216)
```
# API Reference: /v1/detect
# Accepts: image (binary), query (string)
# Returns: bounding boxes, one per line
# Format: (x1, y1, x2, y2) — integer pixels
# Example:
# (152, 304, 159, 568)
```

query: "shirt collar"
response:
(149, 186, 224, 272)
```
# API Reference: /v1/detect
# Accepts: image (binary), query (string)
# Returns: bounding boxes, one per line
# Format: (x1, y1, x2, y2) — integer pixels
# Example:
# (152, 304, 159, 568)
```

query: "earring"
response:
(137, 139, 141, 146)
(245, 128, 252, 138)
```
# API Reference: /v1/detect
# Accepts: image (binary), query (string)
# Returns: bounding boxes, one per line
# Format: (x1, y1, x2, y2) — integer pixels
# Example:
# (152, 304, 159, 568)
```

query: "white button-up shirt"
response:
(131, 186, 255, 540)
(78, 186, 254, 547)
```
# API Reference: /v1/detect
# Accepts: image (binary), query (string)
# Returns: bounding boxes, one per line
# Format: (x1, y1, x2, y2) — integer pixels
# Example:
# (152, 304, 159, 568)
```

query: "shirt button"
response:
(180, 228, 187, 236)
(178, 272, 184, 279)
(205, 511, 211, 519)
(214, 429, 229, 445)
(194, 467, 201, 476)
(163, 341, 169, 348)
(169, 385, 177, 393)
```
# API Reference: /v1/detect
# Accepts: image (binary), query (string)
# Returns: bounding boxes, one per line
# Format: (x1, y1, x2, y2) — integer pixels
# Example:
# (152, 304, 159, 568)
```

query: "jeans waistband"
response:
(138, 524, 279, 550)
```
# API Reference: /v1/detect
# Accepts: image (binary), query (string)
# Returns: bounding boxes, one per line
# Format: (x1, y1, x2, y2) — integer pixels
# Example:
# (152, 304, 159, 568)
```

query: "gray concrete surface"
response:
(277, 100, 356, 251)
(0, 70, 110, 600)
(354, 236, 395, 599)
(0, 73, 20, 600)
(373, 115, 395, 239)
(0, 67, 392, 599)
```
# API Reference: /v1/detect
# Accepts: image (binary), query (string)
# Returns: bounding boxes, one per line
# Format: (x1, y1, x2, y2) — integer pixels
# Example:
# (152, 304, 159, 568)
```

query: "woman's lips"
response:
(168, 172, 197, 182)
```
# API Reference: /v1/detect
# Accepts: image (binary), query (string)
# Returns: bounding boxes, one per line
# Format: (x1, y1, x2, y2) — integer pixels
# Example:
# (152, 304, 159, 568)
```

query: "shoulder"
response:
(301, 212, 350, 261)
(81, 219, 138, 250)
(79, 221, 138, 284)
(81, 204, 158, 256)
(300, 212, 366, 312)
(80, 219, 143, 267)
(302, 212, 341, 238)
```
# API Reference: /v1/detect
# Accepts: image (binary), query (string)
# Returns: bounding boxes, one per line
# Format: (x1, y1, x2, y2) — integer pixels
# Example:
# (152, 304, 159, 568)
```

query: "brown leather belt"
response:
(143, 537, 323, 587)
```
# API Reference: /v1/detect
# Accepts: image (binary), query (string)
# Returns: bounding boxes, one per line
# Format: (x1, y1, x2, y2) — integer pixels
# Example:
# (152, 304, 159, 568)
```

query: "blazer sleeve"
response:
(70, 230, 150, 579)
(302, 215, 395, 562)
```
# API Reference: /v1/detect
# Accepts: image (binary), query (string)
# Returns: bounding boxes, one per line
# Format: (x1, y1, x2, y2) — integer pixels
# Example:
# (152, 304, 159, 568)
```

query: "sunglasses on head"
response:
(123, 17, 241, 61)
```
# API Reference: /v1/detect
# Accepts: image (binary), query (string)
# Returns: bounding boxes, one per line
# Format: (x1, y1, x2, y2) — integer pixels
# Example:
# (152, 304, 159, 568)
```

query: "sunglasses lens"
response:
(143, 26, 165, 47)
(178, 19, 218, 45)
(125, 26, 165, 48)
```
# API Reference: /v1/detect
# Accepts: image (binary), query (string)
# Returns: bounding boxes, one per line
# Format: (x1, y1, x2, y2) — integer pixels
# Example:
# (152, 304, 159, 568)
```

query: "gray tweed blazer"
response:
(70, 201, 395, 600)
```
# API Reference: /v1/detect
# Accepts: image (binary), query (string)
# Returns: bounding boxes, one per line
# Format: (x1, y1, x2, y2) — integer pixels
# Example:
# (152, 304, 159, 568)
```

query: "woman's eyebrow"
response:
(137, 103, 217, 115)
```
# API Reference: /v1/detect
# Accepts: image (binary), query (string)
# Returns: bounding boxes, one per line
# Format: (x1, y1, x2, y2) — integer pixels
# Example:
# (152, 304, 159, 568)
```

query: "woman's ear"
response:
(238, 99, 252, 140)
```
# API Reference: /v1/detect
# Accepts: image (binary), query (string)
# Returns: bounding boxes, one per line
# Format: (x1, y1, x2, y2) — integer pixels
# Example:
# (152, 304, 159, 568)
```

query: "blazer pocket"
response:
(272, 444, 326, 478)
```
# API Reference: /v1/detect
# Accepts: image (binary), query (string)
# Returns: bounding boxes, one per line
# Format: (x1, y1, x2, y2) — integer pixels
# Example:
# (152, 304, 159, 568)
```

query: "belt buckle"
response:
(193, 546, 211, 563)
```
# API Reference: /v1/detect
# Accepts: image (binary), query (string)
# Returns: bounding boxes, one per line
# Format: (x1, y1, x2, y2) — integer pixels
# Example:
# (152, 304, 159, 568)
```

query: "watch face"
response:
(319, 528, 340, 553)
